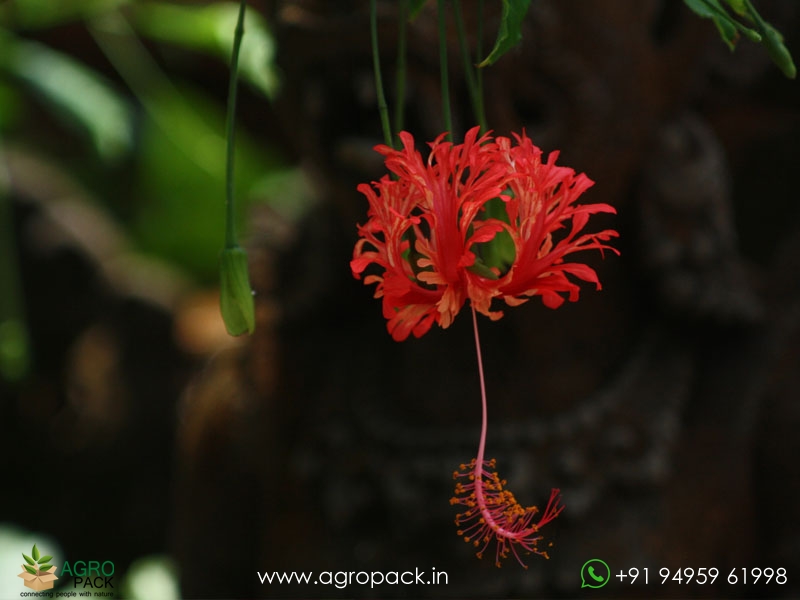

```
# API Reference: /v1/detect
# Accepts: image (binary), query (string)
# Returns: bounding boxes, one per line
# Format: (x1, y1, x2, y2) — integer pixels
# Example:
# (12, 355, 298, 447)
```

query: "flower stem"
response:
(475, 0, 486, 132)
(470, 304, 489, 469)
(394, 0, 408, 137)
(219, 0, 256, 336)
(471, 304, 559, 542)
(469, 305, 506, 534)
(437, 0, 453, 139)
(225, 0, 247, 249)
(370, 0, 394, 148)
(454, 0, 487, 133)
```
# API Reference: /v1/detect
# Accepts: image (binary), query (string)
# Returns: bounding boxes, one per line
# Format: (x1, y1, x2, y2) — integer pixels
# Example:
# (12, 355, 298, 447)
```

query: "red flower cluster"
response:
(351, 127, 619, 341)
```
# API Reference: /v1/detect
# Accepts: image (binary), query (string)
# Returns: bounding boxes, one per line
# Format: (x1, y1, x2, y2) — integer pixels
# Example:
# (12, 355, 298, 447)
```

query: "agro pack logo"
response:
(61, 559, 115, 590)
(18, 543, 58, 591)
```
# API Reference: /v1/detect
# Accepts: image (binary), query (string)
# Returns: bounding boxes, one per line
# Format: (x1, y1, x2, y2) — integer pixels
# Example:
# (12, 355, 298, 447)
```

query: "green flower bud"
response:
(219, 246, 255, 336)
(763, 23, 796, 79)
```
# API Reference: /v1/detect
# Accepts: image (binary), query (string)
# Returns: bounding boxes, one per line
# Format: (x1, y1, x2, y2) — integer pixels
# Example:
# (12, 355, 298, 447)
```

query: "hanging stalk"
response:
(475, 0, 486, 131)
(219, 0, 255, 336)
(437, 0, 453, 138)
(370, 0, 394, 147)
(394, 0, 408, 137)
(453, 0, 487, 133)
(224, 0, 246, 250)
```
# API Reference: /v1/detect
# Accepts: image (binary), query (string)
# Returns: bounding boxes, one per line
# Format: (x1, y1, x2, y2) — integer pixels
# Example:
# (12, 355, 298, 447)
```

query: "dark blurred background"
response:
(1, 1, 799, 598)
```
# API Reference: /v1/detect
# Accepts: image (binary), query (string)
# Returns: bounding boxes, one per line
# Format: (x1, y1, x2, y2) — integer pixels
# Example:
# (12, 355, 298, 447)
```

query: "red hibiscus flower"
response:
(351, 126, 619, 340)
(351, 127, 619, 567)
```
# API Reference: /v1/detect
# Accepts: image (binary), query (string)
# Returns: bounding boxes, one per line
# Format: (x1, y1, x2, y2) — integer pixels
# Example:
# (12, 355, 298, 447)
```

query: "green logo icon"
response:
(580, 559, 610, 589)
(19, 543, 59, 591)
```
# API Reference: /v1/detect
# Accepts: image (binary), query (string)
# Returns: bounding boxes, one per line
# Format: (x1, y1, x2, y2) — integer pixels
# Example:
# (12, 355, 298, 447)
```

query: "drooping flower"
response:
(351, 127, 618, 568)
(351, 127, 618, 340)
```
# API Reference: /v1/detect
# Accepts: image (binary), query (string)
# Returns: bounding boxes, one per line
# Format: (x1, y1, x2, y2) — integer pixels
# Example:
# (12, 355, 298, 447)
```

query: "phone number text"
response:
(616, 567, 787, 585)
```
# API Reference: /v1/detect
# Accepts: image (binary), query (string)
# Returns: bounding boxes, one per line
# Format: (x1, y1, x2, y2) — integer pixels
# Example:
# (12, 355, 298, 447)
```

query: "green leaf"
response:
(24, 565, 38, 575)
(126, 83, 282, 282)
(38, 564, 53, 571)
(131, 2, 279, 98)
(683, 0, 760, 50)
(683, 0, 720, 19)
(38, 555, 53, 563)
(723, 0, 748, 17)
(408, 0, 430, 20)
(22, 553, 35, 566)
(32, 544, 40, 561)
(7, 0, 128, 30)
(5, 34, 133, 160)
(712, 13, 741, 50)
(762, 23, 796, 79)
(478, 0, 532, 67)
(685, 0, 795, 78)
(219, 246, 255, 336)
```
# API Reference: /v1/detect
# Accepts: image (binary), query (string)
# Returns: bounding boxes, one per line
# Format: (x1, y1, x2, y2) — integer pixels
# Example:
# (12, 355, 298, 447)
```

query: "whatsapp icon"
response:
(580, 559, 610, 589)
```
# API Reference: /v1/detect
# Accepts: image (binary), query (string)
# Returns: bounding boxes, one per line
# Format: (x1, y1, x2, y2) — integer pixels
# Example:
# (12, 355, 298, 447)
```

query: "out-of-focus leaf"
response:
(132, 89, 226, 279)
(0, 83, 23, 131)
(31, 545, 39, 561)
(38, 564, 53, 572)
(684, 0, 727, 20)
(0, 320, 30, 382)
(88, 12, 289, 281)
(24, 565, 37, 575)
(22, 553, 35, 566)
(251, 167, 317, 223)
(478, 0, 532, 67)
(4, 0, 128, 30)
(132, 85, 284, 281)
(4, 34, 133, 160)
(131, 2, 279, 98)
(37, 555, 53, 563)
(724, 0, 748, 17)
(408, 0, 430, 20)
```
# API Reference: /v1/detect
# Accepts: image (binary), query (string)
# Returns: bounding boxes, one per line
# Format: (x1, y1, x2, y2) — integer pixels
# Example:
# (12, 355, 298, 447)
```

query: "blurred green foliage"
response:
(0, 0, 289, 283)
(2, 31, 135, 159)
(132, 1, 279, 98)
